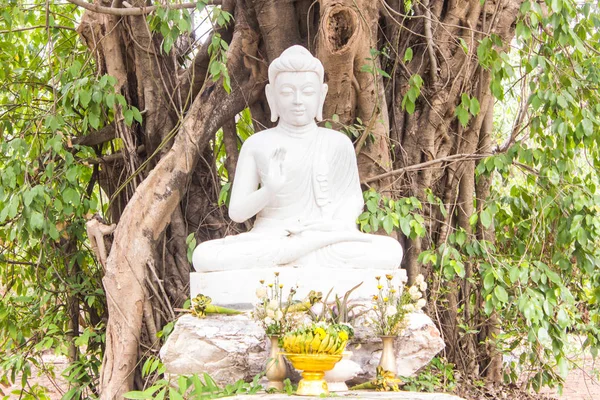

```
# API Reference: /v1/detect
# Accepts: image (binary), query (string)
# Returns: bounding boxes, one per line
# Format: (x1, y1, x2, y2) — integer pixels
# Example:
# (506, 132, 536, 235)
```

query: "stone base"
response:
(190, 267, 406, 308)
(233, 391, 464, 399)
(160, 312, 444, 385)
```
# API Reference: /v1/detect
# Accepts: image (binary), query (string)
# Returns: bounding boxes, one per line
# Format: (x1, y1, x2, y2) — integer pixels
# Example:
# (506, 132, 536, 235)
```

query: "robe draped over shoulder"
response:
(252, 128, 364, 233)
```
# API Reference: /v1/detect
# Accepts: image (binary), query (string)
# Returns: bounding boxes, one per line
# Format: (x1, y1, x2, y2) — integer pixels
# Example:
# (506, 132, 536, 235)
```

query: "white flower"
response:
(409, 286, 422, 300)
(415, 274, 425, 286)
(266, 309, 275, 318)
(264, 317, 273, 325)
(400, 273, 408, 284)
(274, 309, 283, 321)
(419, 281, 427, 292)
(402, 304, 415, 312)
(256, 287, 268, 299)
(385, 305, 398, 316)
(416, 299, 426, 309)
(310, 303, 324, 316)
(267, 300, 278, 310)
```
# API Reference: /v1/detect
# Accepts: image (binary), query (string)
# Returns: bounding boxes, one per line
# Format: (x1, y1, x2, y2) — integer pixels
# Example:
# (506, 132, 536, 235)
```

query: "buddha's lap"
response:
(193, 231, 402, 264)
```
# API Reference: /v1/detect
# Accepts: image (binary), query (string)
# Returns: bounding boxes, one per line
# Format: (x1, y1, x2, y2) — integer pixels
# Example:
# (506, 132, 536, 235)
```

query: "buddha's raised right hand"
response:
(263, 147, 287, 194)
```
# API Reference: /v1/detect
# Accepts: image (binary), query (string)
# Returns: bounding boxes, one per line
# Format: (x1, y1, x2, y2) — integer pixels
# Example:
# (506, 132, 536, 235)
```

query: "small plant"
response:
(124, 358, 263, 399)
(252, 272, 303, 336)
(401, 357, 457, 393)
(189, 294, 242, 318)
(370, 274, 427, 336)
(307, 283, 368, 326)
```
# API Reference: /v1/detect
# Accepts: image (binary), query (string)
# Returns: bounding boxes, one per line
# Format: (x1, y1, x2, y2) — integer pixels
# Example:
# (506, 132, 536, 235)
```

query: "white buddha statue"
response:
(192, 45, 403, 275)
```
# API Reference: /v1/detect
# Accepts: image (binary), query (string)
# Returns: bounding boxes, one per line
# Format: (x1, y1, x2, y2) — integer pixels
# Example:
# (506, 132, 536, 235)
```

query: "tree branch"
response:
(73, 123, 116, 146)
(361, 152, 493, 184)
(65, 0, 221, 16)
(0, 25, 75, 34)
(420, 0, 438, 83)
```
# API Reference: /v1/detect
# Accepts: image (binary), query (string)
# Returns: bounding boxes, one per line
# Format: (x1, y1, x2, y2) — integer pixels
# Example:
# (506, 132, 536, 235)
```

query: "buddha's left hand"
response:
(284, 219, 353, 234)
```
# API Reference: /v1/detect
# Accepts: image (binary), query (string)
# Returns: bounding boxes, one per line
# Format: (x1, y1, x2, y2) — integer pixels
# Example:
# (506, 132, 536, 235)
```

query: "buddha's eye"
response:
(302, 89, 316, 96)
(280, 88, 294, 96)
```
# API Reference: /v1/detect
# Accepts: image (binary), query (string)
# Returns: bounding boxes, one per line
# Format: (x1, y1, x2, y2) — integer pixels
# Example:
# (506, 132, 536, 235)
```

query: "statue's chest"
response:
(256, 141, 319, 181)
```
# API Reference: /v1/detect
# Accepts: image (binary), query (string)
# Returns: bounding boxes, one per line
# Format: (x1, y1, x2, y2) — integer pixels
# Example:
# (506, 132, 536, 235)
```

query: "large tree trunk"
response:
(71, 0, 523, 396)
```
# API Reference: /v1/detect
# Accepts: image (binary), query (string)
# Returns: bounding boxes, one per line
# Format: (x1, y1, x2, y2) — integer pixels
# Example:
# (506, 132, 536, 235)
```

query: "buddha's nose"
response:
(293, 91, 302, 105)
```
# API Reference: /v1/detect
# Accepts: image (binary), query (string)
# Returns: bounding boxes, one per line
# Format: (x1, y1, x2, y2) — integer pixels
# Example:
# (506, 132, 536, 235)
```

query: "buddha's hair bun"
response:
(268, 45, 324, 84)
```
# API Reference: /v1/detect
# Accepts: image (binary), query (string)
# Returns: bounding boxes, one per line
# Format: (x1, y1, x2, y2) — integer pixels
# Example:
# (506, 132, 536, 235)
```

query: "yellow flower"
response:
(383, 297, 389, 302)
(259, 280, 265, 284)
(377, 285, 383, 290)
(274, 272, 280, 276)
(373, 305, 378, 310)
(386, 274, 393, 280)
(279, 283, 284, 289)
(391, 289, 397, 294)
(375, 276, 381, 281)
(339, 330, 349, 341)
(268, 283, 273, 288)
(314, 327, 326, 339)
(373, 295, 379, 301)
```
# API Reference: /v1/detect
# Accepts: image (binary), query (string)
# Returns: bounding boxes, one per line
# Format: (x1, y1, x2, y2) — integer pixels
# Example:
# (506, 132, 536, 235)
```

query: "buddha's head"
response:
(266, 45, 328, 127)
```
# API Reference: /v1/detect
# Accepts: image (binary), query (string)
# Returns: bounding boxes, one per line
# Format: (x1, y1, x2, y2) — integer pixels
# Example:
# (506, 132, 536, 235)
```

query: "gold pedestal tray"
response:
(282, 353, 343, 396)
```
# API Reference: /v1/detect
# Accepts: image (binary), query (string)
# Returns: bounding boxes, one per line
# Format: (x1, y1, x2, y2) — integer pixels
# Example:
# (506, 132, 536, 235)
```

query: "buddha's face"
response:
(266, 71, 328, 126)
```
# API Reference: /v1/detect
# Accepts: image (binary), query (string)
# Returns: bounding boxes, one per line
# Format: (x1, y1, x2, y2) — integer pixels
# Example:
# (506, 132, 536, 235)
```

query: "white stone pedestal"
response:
(159, 312, 444, 385)
(190, 267, 407, 308)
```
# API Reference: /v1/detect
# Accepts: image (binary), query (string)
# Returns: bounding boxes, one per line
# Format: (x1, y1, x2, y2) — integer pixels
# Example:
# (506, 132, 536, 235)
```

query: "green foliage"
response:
(124, 358, 263, 399)
(358, 189, 428, 237)
(401, 74, 423, 114)
(455, 93, 481, 128)
(0, 2, 107, 397)
(401, 357, 457, 393)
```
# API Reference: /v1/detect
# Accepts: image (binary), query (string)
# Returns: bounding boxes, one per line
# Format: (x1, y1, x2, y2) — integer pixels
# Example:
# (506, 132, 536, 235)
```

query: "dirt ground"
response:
(2, 348, 598, 399)
(540, 341, 600, 400)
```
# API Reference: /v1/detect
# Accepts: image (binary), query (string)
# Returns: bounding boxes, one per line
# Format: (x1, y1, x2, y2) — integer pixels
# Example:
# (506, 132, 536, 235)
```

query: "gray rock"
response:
(160, 312, 444, 385)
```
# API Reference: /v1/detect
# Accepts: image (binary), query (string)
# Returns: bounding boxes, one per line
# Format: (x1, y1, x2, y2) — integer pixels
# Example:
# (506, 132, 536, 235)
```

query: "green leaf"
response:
(483, 271, 495, 290)
(459, 38, 468, 54)
(178, 17, 191, 32)
(105, 93, 115, 108)
(131, 107, 143, 123)
(551, 0, 562, 13)
(456, 106, 470, 127)
(383, 215, 394, 234)
(480, 208, 492, 229)
(469, 97, 480, 115)
(89, 112, 100, 130)
(29, 211, 44, 230)
(79, 89, 91, 108)
(62, 187, 80, 207)
(123, 391, 152, 399)
(123, 109, 134, 126)
(494, 286, 508, 303)
(404, 47, 413, 62)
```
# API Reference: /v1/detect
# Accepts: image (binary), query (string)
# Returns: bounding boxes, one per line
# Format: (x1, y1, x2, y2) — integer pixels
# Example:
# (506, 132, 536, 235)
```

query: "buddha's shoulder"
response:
(239, 129, 276, 149)
(317, 127, 353, 147)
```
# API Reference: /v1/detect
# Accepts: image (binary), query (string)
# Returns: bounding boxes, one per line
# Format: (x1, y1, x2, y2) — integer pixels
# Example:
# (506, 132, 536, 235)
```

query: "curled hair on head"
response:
(268, 45, 325, 85)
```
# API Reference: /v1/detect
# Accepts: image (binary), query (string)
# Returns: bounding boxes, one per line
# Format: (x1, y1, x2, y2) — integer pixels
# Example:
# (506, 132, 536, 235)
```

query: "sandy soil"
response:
(540, 342, 600, 400)
(2, 346, 598, 399)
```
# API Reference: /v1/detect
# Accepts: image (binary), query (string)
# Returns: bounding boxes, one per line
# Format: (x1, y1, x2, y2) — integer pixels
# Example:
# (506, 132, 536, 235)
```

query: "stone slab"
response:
(160, 312, 444, 385)
(190, 268, 407, 308)
(233, 391, 464, 399)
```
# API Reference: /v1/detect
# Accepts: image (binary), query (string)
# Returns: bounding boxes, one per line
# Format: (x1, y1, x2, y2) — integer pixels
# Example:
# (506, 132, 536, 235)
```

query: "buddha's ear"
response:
(265, 84, 279, 122)
(316, 83, 328, 122)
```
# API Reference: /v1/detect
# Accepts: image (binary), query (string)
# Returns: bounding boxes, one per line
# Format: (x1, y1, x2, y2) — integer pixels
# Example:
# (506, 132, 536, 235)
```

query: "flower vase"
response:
(266, 335, 287, 390)
(324, 351, 362, 392)
(378, 336, 397, 375)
